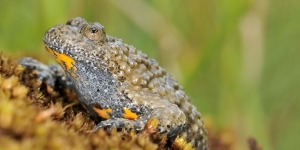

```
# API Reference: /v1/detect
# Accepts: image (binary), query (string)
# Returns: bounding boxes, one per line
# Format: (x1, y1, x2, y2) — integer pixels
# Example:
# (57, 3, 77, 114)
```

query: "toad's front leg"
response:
(19, 57, 72, 92)
(93, 95, 186, 138)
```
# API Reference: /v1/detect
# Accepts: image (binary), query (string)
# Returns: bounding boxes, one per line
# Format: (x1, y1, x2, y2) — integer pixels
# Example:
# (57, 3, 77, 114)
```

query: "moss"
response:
(0, 54, 188, 150)
(0, 54, 164, 150)
(0, 53, 243, 150)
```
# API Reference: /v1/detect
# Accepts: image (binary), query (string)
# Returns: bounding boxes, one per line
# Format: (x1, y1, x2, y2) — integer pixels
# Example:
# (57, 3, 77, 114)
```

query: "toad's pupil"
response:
(91, 27, 98, 33)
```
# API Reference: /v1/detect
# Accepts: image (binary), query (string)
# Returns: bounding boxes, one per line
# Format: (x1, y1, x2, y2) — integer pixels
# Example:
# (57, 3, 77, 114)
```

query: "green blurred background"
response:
(0, 0, 299, 149)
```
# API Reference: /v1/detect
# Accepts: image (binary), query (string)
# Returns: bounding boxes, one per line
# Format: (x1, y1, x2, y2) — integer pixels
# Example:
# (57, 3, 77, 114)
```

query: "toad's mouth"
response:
(45, 45, 77, 78)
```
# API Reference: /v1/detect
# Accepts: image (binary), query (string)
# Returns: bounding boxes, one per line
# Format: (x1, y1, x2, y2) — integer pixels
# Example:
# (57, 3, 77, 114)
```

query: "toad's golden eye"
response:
(82, 23, 107, 42)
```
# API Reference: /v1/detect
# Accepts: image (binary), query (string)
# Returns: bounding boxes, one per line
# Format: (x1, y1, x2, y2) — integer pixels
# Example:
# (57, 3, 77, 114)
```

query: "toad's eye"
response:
(82, 23, 107, 42)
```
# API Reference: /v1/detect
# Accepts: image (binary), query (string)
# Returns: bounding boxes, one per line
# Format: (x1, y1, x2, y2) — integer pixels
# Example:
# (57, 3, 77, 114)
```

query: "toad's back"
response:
(43, 17, 208, 150)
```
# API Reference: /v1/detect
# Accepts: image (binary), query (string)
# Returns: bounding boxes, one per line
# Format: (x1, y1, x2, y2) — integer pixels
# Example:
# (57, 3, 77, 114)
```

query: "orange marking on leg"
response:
(92, 107, 112, 119)
(122, 108, 138, 120)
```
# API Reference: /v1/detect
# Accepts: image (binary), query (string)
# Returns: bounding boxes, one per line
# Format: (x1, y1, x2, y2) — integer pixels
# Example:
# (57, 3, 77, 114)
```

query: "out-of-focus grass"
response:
(0, 0, 299, 149)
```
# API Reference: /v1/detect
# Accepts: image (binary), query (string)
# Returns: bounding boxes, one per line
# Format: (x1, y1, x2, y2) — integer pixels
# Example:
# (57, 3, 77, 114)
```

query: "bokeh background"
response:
(0, 0, 299, 149)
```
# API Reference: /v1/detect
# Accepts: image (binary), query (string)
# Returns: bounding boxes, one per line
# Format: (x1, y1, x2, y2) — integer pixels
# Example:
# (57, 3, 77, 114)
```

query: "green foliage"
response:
(0, 0, 299, 149)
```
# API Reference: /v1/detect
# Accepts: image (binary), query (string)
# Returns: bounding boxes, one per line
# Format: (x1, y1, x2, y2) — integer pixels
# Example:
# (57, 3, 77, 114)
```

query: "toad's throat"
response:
(45, 46, 77, 78)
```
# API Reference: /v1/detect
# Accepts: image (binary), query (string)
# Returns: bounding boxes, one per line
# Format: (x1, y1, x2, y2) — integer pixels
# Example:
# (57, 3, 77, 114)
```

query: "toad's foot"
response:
(94, 118, 146, 132)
